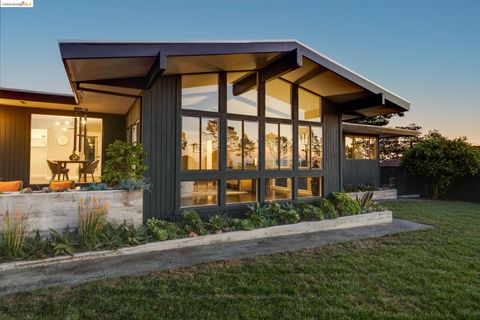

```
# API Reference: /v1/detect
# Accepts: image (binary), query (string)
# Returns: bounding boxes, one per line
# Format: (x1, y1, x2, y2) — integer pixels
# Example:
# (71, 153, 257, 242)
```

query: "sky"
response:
(1, 0, 479, 144)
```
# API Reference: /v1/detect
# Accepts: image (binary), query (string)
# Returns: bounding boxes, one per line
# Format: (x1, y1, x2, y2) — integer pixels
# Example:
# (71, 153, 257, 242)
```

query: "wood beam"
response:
(76, 84, 139, 99)
(233, 49, 303, 96)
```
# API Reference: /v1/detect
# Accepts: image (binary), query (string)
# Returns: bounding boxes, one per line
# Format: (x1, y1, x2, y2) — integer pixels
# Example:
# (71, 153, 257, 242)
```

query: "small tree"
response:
(102, 140, 147, 185)
(402, 135, 480, 199)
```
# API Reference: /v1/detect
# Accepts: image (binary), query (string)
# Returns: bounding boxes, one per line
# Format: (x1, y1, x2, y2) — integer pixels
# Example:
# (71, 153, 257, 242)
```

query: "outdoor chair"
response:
(47, 160, 70, 181)
(79, 160, 99, 182)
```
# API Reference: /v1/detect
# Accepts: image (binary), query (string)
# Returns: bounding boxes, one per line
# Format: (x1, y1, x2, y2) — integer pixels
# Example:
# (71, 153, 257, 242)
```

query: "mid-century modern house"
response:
(0, 40, 412, 220)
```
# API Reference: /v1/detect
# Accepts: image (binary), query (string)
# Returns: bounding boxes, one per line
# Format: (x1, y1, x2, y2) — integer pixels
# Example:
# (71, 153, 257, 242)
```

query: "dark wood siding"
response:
(0, 107, 31, 184)
(141, 76, 178, 220)
(0, 105, 125, 186)
(343, 160, 380, 187)
(323, 100, 342, 195)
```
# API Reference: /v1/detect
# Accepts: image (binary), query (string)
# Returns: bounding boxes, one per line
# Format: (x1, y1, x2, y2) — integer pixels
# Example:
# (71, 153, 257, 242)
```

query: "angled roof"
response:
(343, 122, 419, 137)
(59, 40, 410, 116)
(0, 87, 77, 111)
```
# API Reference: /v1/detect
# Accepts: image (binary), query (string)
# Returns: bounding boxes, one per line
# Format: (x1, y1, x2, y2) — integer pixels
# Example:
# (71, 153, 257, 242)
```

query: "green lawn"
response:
(1, 200, 479, 319)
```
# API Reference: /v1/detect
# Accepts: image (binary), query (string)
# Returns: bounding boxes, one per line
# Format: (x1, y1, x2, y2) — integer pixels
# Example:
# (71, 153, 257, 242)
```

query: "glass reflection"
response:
(265, 178, 292, 200)
(182, 74, 218, 112)
(181, 180, 217, 207)
(226, 179, 257, 203)
(265, 79, 291, 119)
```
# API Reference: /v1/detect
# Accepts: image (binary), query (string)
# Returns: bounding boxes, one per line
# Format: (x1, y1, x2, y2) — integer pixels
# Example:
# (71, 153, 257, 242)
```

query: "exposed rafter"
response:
(75, 83, 140, 99)
(232, 49, 303, 96)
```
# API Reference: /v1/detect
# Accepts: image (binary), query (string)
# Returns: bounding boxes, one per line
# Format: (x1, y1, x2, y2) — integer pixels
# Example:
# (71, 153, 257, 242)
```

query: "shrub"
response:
(402, 135, 480, 199)
(232, 218, 255, 231)
(298, 203, 324, 221)
(209, 215, 231, 232)
(120, 223, 150, 245)
(278, 203, 300, 224)
(98, 223, 125, 249)
(24, 230, 49, 258)
(82, 183, 108, 191)
(1, 210, 30, 260)
(180, 209, 206, 235)
(48, 227, 78, 256)
(102, 140, 147, 186)
(329, 192, 361, 216)
(79, 197, 108, 250)
(355, 191, 383, 213)
(146, 218, 182, 240)
(117, 178, 152, 192)
(317, 198, 337, 219)
(246, 203, 272, 228)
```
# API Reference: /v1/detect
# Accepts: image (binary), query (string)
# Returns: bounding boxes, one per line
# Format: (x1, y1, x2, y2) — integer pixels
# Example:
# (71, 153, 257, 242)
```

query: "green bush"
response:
(402, 135, 480, 199)
(246, 203, 273, 227)
(317, 198, 337, 219)
(209, 215, 231, 232)
(49, 227, 78, 256)
(180, 209, 206, 235)
(329, 192, 361, 216)
(298, 203, 324, 221)
(232, 218, 255, 231)
(24, 230, 49, 258)
(102, 140, 147, 186)
(343, 183, 377, 193)
(268, 203, 300, 224)
(117, 178, 152, 192)
(146, 218, 182, 240)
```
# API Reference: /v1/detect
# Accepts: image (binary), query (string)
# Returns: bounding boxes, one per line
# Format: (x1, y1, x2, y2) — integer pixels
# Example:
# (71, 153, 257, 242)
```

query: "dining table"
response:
(53, 160, 89, 182)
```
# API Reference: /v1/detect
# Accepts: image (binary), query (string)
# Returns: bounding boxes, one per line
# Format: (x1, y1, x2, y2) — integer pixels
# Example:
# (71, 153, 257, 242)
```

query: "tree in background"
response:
(402, 134, 480, 199)
(348, 112, 404, 127)
(380, 123, 422, 159)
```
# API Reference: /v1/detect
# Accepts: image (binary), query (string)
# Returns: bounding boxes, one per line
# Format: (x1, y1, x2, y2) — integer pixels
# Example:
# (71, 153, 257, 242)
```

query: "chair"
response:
(47, 160, 69, 181)
(79, 160, 99, 182)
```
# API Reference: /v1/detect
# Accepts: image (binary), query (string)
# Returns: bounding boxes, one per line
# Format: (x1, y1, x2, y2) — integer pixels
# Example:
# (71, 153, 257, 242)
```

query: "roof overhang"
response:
(343, 122, 419, 138)
(59, 40, 410, 116)
(0, 87, 77, 111)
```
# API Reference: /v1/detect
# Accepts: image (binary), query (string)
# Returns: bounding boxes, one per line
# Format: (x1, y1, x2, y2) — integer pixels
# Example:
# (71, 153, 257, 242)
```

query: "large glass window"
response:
(298, 88, 322, 122)
(226, 179, 257, 204)
(265, 79, 291, 119)
(298, 177, 323, 198)
(181, 180, 218, 207)
(182, 74, 218, 112)
(227, 72, 258, 116)
(345, 135, 378, 160)
(298, 125, 323, 169)
(181, 116, 218, 170)
(265, 123, 293, 170)
(227, 120, 258, 170)
(265, 178, 292, 201)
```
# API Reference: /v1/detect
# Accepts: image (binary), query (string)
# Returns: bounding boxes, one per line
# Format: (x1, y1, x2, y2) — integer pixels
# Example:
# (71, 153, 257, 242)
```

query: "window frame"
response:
(177, 72, 326, 214)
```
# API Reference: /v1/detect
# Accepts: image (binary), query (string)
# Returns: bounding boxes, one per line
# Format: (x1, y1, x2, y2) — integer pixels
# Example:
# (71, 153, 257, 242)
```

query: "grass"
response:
(0, 200, 479, 319)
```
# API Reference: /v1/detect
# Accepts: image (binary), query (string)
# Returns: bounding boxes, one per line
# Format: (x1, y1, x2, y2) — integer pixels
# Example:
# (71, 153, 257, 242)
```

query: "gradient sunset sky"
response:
(1, 0, 479, 144)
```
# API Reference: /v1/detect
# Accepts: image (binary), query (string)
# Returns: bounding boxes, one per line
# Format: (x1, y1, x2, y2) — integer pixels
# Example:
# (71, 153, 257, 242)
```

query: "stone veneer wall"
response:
(0, 190, 143, 233)
(347, 189, 397, 201)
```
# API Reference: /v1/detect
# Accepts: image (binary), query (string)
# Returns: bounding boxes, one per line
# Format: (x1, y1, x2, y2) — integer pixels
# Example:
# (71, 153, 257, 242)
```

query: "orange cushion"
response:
(0, 181, 23, 192)
(49, 180, 74, 191)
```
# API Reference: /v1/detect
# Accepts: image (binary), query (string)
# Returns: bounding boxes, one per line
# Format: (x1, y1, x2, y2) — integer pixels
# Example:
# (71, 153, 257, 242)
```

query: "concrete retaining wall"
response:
(347, 189, 397, 200)
(0, 210, 392, 272)
(0, 190, 143, 232)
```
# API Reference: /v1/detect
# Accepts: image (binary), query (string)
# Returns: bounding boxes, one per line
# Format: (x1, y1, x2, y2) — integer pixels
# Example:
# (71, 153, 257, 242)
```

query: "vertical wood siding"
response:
(0, 107, 30, 185)
(141, 76, 178, 220)
(323, 100, 342, 194)
(343, 160, 380, 187)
